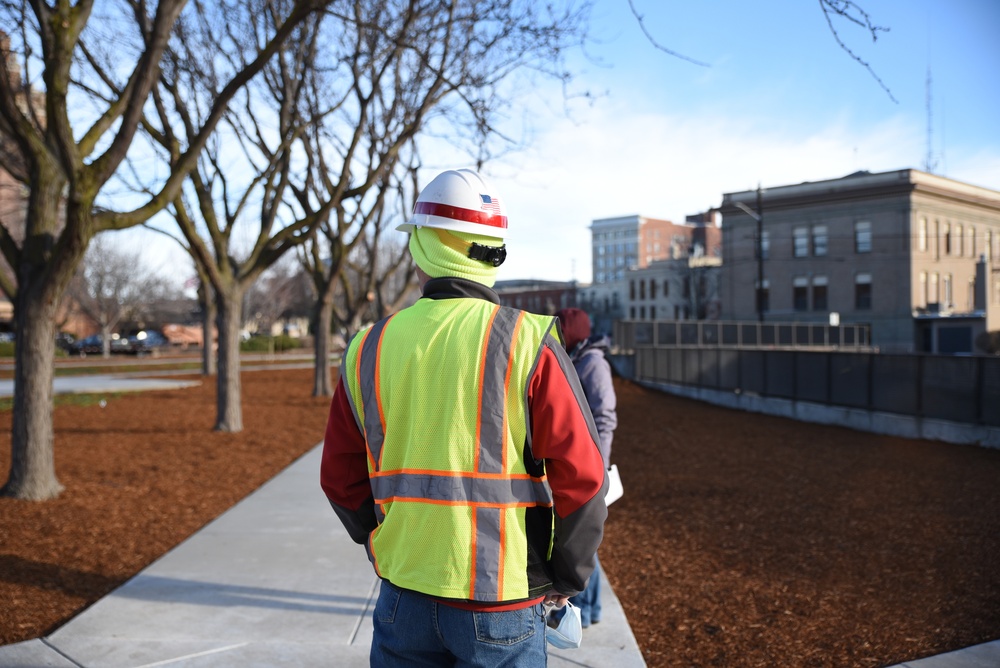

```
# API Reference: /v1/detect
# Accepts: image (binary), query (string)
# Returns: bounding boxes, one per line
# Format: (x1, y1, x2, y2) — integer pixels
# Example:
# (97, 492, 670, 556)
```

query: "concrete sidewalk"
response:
(0, 445, 647, 668)
(0, 374, 200, 398)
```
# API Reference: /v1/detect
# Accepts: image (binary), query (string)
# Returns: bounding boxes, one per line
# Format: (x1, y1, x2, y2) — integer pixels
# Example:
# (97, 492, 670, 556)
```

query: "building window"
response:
(855, 273, 872, 310)
(650, 280, 657, 299)
(955, 224, 963, 256)
(629, 306, 635, 318)
(855, 221, 872, 253)
(986, 230, 993, 260)
(943, 273, 953, 307)
(968, 226, 976, 258)
(629, 280, 635, 300)
(919, 271, 927, 307)
(651, 305, 657, 319)
(942, 222, 951, 255)
(930, 272, 939, 305)
(918, 218, 927, 252)
(640, 306, 646, 319)
(663, 279, 670, 297)
(639, 280, 646, 300)
(812, 276, 828, 311)
(793, 226, 809, 257)
(793, 277, 809, 311)
(812, 225, 828, 256)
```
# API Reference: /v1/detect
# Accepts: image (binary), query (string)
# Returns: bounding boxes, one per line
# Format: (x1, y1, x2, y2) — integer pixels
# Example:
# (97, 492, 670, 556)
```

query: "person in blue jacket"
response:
(554, 307, 618, 628)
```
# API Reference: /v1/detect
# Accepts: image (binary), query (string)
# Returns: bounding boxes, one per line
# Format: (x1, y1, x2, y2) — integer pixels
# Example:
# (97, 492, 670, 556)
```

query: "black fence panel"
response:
(680, 323, 699, 345)
(654, 348, 670, 383)
(830, 353, 870, 409)
(722, 324, 739, 345)
(777, 325, 793, 346)
(637, 348, 654, 380)
(698, 349, 720, 389)
(795, 325, 810, 346)
(741, 323, 759, 346)
(765, 351, 796, 399)
(658, 322, 677, 346)
(682, 349, 700, 385)
(922, 356, 979, 423)
(634, 322, 654, 345)
(740, 350, 766, 394)
(795, 352, 828, 403)
(701, 323, 721, 346)
(668, 348, 685, 385)
(982, 358, 1000, 427)
(719, 348, 740, 390)
(871, 356, 920, 416)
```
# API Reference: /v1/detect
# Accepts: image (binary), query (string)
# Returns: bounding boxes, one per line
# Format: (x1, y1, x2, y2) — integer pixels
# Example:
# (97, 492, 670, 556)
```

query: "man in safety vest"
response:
(321, 168, 608, 666)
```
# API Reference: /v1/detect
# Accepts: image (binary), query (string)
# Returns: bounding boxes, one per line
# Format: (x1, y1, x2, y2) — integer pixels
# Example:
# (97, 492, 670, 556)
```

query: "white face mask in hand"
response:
(545, 601, 582, 649)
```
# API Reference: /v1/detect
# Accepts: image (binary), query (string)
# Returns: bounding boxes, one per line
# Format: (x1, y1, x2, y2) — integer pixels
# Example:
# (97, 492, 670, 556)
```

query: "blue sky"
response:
(478, 0, 1000, 283)
(130, 0, 1000, 289)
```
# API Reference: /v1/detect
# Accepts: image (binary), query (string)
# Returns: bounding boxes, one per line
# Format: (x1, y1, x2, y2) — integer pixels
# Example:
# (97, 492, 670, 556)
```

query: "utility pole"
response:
(734, 186, 765, 322)
(756, 184, 764, 322)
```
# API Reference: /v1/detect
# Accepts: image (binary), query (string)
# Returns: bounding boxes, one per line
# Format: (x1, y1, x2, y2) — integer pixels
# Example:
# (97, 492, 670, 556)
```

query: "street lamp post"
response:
(734, 185, 765, 322)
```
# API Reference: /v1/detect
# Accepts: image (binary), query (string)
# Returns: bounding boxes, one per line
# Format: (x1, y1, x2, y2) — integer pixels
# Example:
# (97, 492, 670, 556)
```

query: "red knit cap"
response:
(555, 308, 591, 352)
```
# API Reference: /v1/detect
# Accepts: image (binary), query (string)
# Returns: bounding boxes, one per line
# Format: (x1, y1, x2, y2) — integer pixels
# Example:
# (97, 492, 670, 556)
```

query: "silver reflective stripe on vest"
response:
(474, 507, 502, 600)
(369, 472, 553, 506)
(477, 307, 521, 475)
(358, 317, 391, 471)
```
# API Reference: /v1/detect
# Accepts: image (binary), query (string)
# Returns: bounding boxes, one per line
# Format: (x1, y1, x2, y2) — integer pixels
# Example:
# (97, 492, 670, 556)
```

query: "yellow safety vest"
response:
(342, 297, 559, 602)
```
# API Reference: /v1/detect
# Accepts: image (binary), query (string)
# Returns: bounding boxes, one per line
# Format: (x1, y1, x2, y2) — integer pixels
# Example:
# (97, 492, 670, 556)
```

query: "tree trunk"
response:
(312, 296, 334, 397)
(101, 323, 113, 358)
(215, 288, 243, 432)
(199, 281, 217, 376)
(2, 285, 62, 499)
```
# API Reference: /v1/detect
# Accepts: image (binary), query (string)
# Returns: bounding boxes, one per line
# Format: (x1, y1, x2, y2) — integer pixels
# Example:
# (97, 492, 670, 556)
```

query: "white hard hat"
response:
(397, 169, 508, 240)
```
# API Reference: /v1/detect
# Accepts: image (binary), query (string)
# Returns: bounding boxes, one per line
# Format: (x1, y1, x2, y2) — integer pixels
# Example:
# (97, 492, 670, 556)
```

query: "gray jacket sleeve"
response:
(574, 351, 617, 467)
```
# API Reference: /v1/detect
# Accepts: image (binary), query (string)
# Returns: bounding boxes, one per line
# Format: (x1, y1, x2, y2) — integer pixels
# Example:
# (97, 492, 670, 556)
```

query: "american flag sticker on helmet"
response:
(480, 194, 502, 215)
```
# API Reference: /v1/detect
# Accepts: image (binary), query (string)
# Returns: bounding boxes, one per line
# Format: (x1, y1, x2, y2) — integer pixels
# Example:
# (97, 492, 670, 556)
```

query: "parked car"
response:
(55, 333, 77, 354)
(70, 334, 130, 357)
(126, 330, 170, 355)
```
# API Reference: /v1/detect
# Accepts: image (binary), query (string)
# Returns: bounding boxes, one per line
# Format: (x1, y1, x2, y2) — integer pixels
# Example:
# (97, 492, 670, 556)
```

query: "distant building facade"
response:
(590, 214, 720, 284)
(586, 212, 722, 332)
(495, 279, 578, 315)
(719, 169, 1000, 353)
(625, 256, 722, 321)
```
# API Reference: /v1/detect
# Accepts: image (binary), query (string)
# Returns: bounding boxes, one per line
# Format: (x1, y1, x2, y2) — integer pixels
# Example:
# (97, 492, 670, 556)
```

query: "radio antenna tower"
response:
(924, 64, 938, 173)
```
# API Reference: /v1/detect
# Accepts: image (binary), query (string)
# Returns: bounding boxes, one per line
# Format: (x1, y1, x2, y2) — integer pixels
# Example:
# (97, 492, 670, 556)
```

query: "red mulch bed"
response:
(2, 368, 999, 667)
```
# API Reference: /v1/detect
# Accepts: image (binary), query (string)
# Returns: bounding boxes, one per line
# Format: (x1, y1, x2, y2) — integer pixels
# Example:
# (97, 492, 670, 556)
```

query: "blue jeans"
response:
(571, 555, 601, 627)
(371, 580, 548, 667)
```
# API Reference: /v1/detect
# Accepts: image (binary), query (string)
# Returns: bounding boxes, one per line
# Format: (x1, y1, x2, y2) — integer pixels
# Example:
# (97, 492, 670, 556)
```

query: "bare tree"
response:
(140, 3, 333, 431)
(0, 0, 324, 500)
(66, 237, 161, 357)
(295, 0, 593, 396)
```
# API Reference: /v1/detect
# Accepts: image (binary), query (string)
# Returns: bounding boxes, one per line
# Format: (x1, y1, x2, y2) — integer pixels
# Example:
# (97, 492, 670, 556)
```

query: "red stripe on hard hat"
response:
(414, 201, 507, 229)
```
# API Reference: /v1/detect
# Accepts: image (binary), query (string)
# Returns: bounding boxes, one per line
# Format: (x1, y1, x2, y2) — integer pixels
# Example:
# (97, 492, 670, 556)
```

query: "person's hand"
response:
(543, 591, 569, 608)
